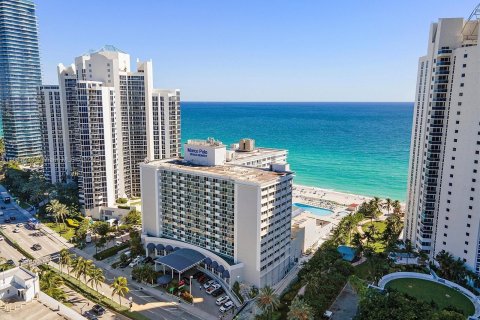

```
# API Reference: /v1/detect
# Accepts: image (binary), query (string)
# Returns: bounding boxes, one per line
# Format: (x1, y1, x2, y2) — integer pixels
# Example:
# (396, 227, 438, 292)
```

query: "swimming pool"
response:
(337, 245, 357, 262)
(293, 202, 333, 216)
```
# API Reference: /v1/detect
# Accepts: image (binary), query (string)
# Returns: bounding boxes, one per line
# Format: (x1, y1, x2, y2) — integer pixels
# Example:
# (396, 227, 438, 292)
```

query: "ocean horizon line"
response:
(182, 101, 414, 104)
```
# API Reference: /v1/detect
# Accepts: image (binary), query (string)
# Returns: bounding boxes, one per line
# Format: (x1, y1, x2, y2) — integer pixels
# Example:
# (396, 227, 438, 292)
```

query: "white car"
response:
(203, 279, 216, 289)
(0, 235, 4, 241)
(219, 300, 234, 313)
(13, 228, 20, 233)
(216, 295, 230, 306)
(129, 257, 141, 268)
(206, 283, 221, 294)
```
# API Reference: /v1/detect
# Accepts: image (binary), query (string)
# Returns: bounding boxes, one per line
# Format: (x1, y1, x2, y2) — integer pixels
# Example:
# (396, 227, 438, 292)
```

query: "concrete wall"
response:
(38, 291, 87, 320)
(235, 182, 261, 287)
(140, 164, 159, 237)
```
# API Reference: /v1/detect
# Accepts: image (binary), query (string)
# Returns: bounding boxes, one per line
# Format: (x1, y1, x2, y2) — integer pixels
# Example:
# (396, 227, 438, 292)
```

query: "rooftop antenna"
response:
(462, 3, 480, 38)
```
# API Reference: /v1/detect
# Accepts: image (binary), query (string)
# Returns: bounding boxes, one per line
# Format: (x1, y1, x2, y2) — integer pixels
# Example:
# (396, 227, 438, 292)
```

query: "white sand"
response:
(293, 184, 372, 207)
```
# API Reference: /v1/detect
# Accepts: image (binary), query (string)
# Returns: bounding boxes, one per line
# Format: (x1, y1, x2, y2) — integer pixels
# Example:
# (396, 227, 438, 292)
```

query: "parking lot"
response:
(103, 247, 236, 320)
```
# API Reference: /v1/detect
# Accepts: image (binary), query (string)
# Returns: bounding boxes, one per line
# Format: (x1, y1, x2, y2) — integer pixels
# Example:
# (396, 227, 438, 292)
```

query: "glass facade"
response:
(0, 0, 42, 159)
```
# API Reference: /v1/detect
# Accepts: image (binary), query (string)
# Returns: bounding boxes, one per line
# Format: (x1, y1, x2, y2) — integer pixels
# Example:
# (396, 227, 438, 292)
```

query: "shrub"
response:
(66, 218, 79, 228)
(118, 205, 130, 209)
(93, 242, 129, 260)
(181, 291, 193, 303)
(116, 198, 128, 204)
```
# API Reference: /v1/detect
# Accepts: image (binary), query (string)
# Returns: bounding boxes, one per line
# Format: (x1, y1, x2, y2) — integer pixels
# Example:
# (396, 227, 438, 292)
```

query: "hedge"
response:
(93, 242, 129, 260)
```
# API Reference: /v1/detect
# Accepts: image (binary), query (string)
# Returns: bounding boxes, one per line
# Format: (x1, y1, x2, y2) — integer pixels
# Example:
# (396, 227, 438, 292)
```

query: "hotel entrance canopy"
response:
(155, 248, 206, 273)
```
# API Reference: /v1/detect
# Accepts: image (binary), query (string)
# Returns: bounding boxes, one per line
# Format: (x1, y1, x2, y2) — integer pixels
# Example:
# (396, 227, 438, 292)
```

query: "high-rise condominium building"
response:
(0, 0, 42, 159)
(404, 17, 480, 271)
(141, 139, 293, 287)
(39, 46, 181, 215)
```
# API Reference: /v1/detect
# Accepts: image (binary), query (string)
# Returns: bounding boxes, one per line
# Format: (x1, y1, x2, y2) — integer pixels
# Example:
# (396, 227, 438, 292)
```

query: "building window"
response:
(460, 83, 464, 87)
(464, 250, 468, 254)
(464, 54, 468, 58)
(461, 73, 465, 77)
(468, 214, 472, 218)
(463, 64, 467, 67)
(469, 206, 473, 210)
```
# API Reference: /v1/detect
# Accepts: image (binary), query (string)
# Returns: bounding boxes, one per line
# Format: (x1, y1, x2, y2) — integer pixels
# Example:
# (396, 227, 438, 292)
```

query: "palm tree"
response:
(40, 269, 68, 301)
(256, 286, 280, 319)
(392, 200, 402, 216)
(59, 248, 72, 274)
(383, 198, 392, 215)
(363, 230, 375, 249)
(287, 297, 314, 320)
(46, 199, 69, 229)
(111, 276, 129, 306)
(405, 239, 414, 264)
(87, 266, 105, 293)
(71, 256, 93, 282)
(351, 232, 364, 253)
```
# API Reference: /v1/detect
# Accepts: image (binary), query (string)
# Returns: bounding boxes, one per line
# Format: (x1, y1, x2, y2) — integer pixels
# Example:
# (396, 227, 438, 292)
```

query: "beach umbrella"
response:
(146, 243, 155, 251)
(156, 244, 165, 252)
(204, 257, 212, 266)
(211, 261, 218, 269)
(222, 270, 230, 278)
(165, 245, 173, 252)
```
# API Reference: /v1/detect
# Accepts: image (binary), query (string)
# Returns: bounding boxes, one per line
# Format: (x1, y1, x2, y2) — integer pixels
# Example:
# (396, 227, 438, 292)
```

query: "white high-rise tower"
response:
(39, 46, 181, 215)
(405, 12, 480, 271)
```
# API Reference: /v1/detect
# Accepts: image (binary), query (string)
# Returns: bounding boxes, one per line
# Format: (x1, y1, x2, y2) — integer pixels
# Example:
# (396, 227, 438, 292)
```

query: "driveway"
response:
(330, 283, 359, 320)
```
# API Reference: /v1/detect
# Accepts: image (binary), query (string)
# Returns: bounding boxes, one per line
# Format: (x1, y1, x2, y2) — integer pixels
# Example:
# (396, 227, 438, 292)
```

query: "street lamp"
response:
(189, 275, 193, 296)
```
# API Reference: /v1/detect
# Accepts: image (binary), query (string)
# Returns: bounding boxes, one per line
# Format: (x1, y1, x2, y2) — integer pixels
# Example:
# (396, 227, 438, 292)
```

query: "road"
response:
(0, 186, 212, 320)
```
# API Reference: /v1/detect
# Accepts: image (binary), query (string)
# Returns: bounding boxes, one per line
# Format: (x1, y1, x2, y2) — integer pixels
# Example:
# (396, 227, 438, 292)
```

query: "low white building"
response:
(290, 211, 334, 261)
(141, 139, 294, 288)
(0, 267, 39, 302)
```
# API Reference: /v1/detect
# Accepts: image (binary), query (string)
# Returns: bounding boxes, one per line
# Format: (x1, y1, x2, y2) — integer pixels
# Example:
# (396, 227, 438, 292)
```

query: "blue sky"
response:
(37, 0, 477, 102)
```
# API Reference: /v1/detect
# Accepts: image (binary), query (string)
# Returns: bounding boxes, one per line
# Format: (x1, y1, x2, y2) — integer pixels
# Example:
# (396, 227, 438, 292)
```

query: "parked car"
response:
(216, 295, 230, 306)
(6, 259, 14, 265)
(141, 256, 154, 265)
(203, 279, 216, 289)
(16, 223, 23, 227)
(0, 236, 4, 241)
(83, 311, 98, 320)
(211, 288, 225, 297)
(32, 243, 42, 251)
(206, 283, 221, 294)
(129, 256, 142, 268)
(91, 304, 106, 315)
(0, 225, 5, 229)
(200, 275, 211, 284)
(10, 215, 16, 221)
(13, 228, 20, 233)
(0, 206, 5, 209)
(220, 301, 234, 313)
(18, 258, 29, 264)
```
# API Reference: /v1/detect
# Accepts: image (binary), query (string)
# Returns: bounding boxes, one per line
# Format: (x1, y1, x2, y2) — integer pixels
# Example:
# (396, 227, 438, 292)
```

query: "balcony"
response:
(437, 48, 452, 55)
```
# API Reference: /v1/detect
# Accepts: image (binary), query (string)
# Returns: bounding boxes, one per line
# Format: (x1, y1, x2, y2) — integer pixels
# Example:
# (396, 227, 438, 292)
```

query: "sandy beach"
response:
(293, 184, 374, 212)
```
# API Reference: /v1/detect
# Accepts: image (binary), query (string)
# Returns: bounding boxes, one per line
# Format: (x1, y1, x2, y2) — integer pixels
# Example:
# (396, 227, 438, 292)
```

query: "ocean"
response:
(182, 102, 413, 201)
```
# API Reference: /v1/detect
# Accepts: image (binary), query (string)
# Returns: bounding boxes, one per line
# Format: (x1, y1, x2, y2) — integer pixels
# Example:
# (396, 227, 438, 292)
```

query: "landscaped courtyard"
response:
(385, 278, 475, 316)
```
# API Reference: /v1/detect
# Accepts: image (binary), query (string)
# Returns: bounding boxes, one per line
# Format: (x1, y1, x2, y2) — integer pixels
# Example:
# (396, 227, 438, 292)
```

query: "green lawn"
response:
(362, 221, 387, 253)
(363, 221, 387, 233)
(386, 278, 475, 316)
(44, 222, 76, 241)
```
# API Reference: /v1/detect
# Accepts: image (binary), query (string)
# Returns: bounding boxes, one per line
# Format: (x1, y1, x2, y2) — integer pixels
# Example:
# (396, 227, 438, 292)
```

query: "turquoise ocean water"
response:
(182, 102, 413, 201)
